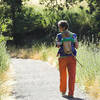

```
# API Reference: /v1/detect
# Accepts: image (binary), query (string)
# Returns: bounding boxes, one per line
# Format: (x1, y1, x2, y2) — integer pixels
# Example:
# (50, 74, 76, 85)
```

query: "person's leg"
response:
(58, 57, 67, 93)
(67, 56, 76, 96)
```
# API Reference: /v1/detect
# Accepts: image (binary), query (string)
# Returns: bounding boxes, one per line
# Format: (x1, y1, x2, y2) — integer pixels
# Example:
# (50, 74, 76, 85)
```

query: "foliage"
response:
(0, 0, 100, 46)
(0, 35, 13, 100)
(86, 0, 100, 42)
(0, 36, 10, 73)
(0, 1, 11, 34)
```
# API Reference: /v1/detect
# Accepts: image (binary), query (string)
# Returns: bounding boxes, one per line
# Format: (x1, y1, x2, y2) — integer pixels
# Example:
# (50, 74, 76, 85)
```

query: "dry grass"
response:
(0, 64, 15, 100)
(8, 45, 58, 66)
(87, 76, 100, 100)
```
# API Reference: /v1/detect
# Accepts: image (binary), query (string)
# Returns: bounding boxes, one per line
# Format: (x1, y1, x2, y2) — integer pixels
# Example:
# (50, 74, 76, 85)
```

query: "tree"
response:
(2, 0, 22, 44)
(87, 0, 100, 43)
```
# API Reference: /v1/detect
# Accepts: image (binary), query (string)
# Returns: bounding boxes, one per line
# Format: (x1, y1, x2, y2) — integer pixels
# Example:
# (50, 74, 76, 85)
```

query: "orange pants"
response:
(58, 56, 76, 96)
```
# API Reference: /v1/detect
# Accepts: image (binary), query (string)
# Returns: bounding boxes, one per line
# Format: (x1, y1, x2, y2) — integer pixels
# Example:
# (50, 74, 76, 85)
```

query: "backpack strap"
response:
(61, 37, 74, 42)
(61, 31, 75, 43)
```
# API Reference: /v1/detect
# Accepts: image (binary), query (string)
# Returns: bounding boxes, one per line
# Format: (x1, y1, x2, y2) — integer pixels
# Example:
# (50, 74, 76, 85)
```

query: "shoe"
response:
(68, 95, 74, 98)
(62, 92, 66, 96)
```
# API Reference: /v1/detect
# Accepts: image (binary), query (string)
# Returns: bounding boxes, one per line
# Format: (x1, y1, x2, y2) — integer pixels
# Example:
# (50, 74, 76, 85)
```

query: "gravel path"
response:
(11, 59, 91, 100)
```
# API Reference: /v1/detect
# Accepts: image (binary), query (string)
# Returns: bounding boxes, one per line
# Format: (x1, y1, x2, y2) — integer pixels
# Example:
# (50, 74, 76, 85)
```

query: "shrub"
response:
(0, 36, 10, 74)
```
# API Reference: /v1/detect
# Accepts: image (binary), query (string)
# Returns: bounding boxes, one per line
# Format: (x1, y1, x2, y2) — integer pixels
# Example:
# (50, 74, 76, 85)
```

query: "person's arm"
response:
(75, 39, 78, 49)
(56, 42, 62, 48)
(73, 34, 78, 49)
(56, 34, 62, 48)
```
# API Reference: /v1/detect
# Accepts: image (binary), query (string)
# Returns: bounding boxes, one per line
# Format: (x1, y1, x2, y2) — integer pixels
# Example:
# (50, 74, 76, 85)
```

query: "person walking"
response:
(56, 20, 78, 98)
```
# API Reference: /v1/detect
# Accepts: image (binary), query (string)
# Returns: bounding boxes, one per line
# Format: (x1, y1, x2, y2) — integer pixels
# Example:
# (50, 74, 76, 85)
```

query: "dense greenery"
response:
(0, 36, 10, 74)
(0, 36, 12, 100)
(0, 0, 100, 46)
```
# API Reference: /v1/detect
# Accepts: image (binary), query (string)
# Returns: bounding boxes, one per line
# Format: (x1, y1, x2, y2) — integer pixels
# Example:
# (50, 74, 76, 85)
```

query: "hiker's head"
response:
(58, 20, 69, 32)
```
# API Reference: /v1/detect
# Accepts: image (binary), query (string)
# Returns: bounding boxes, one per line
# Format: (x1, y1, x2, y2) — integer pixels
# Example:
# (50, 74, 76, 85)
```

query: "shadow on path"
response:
(63, 95, 84, 100)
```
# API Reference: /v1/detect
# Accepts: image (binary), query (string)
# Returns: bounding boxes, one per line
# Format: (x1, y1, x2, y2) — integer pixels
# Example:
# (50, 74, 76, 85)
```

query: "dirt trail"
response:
(11, 59, 91, 100)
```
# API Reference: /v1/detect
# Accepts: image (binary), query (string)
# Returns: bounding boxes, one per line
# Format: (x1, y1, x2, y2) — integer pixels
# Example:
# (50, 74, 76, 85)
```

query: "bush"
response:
(13, 5, 94, 45)
(0, 36, 10, 74)
(3, 1, 99, 45)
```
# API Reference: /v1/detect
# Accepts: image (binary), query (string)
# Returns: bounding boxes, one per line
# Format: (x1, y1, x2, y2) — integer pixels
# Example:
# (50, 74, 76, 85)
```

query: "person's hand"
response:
(75, 41, 78, 49)
(57, 45, 60, 48)
(56, 42, 62, 48)
(56, 53, 59, 57)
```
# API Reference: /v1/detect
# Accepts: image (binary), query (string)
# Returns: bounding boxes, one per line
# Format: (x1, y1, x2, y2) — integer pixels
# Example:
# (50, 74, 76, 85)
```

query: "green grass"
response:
(0, 42, 10, 74)
(76, 43, 100, 83)
(0, 42, 13, 100)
